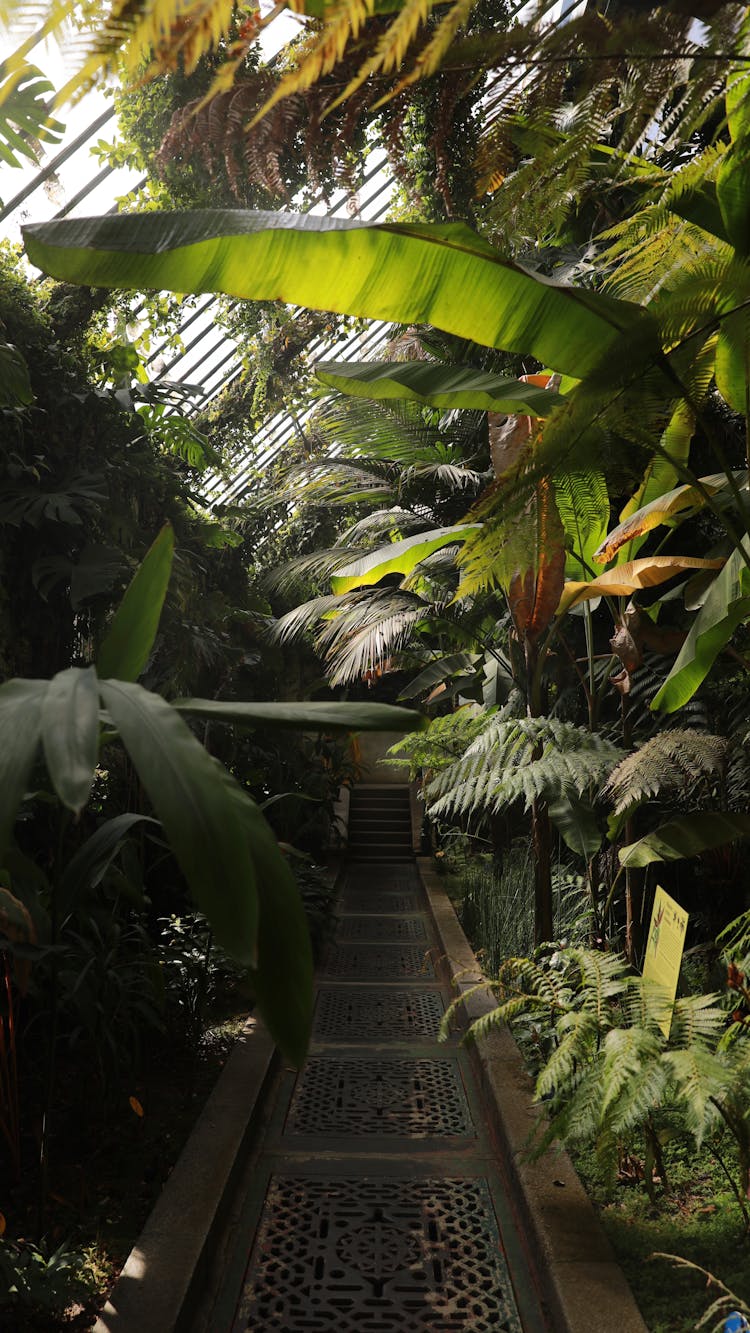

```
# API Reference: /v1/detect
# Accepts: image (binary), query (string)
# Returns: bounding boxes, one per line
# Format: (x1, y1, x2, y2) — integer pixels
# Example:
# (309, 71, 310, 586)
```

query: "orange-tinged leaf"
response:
(129, 1096, 144, 1118)
(509, 478, 566, 641)
(0, 1212, 6, 1236)
(557, 557, 725, 617)
(595, 473, 734, 565)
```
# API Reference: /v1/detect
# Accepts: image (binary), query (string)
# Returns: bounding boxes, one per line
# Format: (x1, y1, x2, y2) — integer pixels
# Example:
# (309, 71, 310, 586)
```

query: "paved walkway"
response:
(196, 850, 548, 1332)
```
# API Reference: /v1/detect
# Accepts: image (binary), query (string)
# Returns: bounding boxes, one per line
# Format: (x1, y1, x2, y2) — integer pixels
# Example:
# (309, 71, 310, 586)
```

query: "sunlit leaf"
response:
(23, 211, 651, 379)
(557, 557, 724, 617)
(314, 360, 565, 415)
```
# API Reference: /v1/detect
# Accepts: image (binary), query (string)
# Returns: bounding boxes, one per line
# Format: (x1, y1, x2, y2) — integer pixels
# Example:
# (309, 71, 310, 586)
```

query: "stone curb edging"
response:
(93, 1014, 277, 1333)
(93, 857, 344, 1333)
(417, 857, 649, 1333)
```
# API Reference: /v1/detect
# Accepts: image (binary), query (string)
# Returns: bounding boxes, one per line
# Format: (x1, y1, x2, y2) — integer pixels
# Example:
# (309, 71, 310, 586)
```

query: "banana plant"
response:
(0, 523, 426, 1064)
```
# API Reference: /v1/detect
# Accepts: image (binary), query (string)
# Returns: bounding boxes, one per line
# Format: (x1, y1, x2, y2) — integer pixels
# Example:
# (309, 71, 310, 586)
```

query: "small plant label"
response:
(643, 885, 688, 1037)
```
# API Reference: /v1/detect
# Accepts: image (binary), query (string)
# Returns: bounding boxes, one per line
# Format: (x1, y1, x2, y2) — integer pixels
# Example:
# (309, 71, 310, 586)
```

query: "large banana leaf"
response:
(554, 471, 609, 581)
(22, 211, 651, 379)
(594, 473, 739, 566)
(314, 361, 566, 414)
(556, 557, 724, 618)
(331, 525, 481, 595)
(611, 402, 696, 563)
(652, 544, 750, 713)
(620, 812, 750, 867)
(173, 699, 428, 731)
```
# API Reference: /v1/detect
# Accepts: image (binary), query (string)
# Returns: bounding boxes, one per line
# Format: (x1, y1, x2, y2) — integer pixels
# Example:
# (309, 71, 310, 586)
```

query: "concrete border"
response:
(93, 1015, 277, 1333)
(417, 857, 648, 1333)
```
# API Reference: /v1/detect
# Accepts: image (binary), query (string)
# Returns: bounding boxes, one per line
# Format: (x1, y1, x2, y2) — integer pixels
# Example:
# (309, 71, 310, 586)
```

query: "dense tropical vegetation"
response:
(3, 0, 750, 1325)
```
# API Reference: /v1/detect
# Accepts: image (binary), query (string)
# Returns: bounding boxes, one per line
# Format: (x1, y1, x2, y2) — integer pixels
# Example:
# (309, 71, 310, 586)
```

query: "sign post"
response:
(642, 886, 689, 1037)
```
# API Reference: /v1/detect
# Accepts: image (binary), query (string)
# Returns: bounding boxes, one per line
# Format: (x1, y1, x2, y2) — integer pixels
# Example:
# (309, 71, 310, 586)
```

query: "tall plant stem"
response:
(526, 637, 554, 944)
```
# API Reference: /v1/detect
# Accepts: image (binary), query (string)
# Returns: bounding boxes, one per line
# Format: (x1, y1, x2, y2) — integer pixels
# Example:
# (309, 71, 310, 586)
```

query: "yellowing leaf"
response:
(129, 1095, 144, 1118)
(556, 557, 725, 617)
(594, 474, 736, 566)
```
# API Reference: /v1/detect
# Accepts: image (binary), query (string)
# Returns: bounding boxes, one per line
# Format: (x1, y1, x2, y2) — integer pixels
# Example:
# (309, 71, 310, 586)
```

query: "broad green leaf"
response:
(331, 525, 480, 595)
(595, 473, 737, 566)
(612, 402, 696, 563)
(652, 545, 750, 713)
(314, 360, 566, 415)
(715, 306, 750, 414)
(100, 681, 259, 966)
(232, 790, 313, 1066)
(549, 797, 603, 861)
(58, 812, 158, 915)
(23, 211, 651, 379)
(620, 813, 750, 867)
(0, 679, 47, 859)
(173, 699, 428, 732)
(717, 58, 750, 256)
(397, 653, 481, 701)
(554, 471, 609, 581)
(97, 522, 174, 682)
(0, 342, 33, 407)
(41, 666, 99, 815)
(557, 557, 724, 618)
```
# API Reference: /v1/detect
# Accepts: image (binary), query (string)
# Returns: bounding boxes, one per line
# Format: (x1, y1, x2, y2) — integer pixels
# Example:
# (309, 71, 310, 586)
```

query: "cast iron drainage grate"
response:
(314, 988, 444, 1041)
(338, 916, 427, 942)
(324, 944, 434, 981)
(340, 890, 420, 915)
(285, 1058, 473, 1137)
(235, 1175, 523, 1332)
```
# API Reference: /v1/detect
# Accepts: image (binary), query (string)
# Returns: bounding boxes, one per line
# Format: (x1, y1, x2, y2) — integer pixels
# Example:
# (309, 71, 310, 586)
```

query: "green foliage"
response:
(423, 709, 621, 823)
(605, 729, 728, 820)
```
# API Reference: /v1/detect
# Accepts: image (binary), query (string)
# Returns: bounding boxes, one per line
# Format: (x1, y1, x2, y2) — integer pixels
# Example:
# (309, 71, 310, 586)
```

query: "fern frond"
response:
(604, 729, 727, 819)
(663, 1047, 726, 1144)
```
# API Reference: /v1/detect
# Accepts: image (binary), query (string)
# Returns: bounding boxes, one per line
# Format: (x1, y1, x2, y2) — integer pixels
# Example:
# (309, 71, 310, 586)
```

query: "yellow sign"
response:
(643, 886, 689, 1037)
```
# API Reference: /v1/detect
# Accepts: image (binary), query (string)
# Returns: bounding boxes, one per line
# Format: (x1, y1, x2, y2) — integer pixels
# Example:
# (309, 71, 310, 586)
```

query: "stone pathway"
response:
(195, 826, 548, 1332)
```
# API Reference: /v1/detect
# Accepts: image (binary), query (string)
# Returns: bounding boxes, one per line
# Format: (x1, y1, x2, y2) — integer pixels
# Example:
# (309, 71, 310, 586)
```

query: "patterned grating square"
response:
(341, 890, 419, 915)
(324, 943, 434, 980)
(344, 868, 419, 894)
(338, 916, 427, 942)
(286, 1058, 473, 1137)
(236, 1175, 522, 1332)
(314, 988, 444, 1041)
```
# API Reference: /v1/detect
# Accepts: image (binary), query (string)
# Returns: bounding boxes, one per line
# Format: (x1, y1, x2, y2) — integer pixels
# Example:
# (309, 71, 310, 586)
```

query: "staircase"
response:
(346, 784, 413, 862)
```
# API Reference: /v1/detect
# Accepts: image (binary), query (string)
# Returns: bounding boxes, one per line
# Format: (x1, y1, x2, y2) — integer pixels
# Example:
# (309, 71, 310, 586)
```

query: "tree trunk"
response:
(532, 796, 554, 944)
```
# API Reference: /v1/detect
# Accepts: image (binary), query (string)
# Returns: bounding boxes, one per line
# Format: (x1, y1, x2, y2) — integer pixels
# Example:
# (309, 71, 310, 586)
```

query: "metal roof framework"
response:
(0, 0, 581, 510)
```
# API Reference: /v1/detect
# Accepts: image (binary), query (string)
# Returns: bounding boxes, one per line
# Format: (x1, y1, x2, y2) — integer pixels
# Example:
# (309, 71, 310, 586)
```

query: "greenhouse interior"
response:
(1, 1, 750, 1329)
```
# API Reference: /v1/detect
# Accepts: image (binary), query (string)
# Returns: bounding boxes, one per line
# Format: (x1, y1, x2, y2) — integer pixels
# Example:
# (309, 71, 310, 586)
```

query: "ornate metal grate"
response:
(324, 944, 434, 981)
(314, 988, 444, 1041)
(338, 916, 427, 942)
(236, 1175, 522, 1331)
(286, 1058, 473, 1137)
(340, 890, 420, 914)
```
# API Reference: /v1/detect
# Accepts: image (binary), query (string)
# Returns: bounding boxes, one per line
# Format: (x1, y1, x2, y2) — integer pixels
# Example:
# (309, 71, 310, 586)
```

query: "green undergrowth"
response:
(573, 1141, 750, 1332)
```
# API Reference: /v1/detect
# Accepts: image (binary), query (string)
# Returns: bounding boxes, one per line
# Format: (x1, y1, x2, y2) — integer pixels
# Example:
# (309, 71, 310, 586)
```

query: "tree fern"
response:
(604, 729, 728, 819)
(424, 714, 622, 823)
